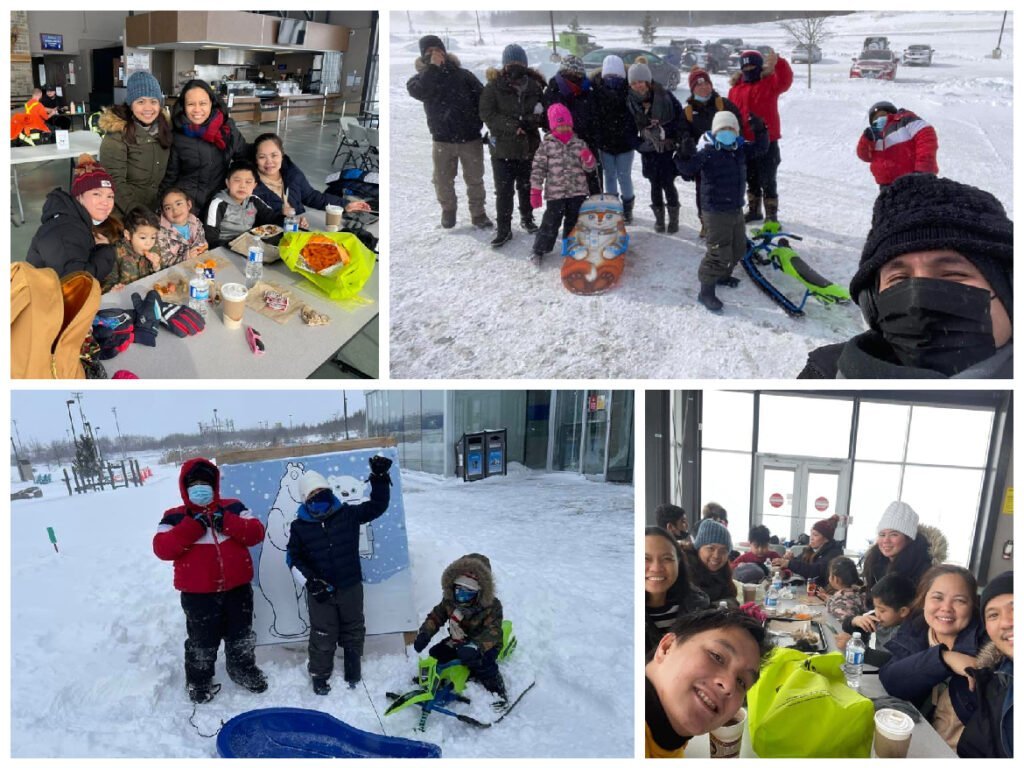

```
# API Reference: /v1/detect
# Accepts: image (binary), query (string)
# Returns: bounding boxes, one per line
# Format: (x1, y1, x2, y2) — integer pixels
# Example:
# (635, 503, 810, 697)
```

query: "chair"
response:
(363, 127, 380, 172)
(332, 118, 363, 166)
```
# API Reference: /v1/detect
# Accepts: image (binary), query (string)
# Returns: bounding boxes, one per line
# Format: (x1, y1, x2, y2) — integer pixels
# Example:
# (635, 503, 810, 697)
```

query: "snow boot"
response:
(744, 193, 763, 223)
(312, 676, 331, 696)
(520, 214, 539, 234)
(441, 209, 456, 229)
(471, 212, 494, 229)
(622, 196, 635, 224)
(651, 204, 666, 233)
(698, 282, 724, 312)
(343, 646, 361, 688)
(490, 220, 513, 248)
(530, 250, 545, 266)
(764, 197, 779, 224)
(717, 275, 740, 288)
(478, 670, 508, 703)
(187, 681, 221, 704)
(667, 205, 681, 234)
(225, 633, 269, 694)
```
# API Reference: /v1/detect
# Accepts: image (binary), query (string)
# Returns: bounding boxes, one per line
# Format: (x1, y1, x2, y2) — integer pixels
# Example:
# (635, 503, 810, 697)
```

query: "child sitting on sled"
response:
(412, 553, 508, 701)
(675, 110, 768, 313)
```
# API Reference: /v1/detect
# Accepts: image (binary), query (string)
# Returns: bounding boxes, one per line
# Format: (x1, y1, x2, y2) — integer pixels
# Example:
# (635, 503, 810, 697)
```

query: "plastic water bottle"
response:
(764, 582, 780, 612)
(718, 600, 728, 611)
(283, 215, 299, 232)
(845, 632, 865, 689)
(245, 241, 264, 289)
(771, 566, 783, 591)
(188, 266, 209, 317)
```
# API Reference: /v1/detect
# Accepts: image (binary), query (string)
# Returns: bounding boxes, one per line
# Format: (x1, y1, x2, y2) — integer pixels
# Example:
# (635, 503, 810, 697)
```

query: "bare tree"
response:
(779, 15, 833, 89)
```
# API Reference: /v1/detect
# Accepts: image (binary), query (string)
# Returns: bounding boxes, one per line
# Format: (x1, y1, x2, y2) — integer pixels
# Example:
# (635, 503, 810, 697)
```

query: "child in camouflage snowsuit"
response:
(528, 103, 597, 262)
(412, 552, 508, 701)
(825, 556, 868, 622)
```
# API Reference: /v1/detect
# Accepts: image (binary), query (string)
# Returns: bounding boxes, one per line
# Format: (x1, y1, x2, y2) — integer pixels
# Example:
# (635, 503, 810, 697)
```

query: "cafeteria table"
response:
(11, 130, 102, 225)
(684, 592, 957, 757)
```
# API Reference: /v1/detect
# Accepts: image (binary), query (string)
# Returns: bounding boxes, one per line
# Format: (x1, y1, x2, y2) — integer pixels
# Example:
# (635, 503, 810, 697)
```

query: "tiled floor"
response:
(11, 115, 379, 379)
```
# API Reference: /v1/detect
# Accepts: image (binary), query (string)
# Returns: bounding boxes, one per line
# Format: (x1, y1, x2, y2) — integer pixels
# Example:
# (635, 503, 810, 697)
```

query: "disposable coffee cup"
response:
(742, 584, 757, 603)
(325, 204, 343, 228)
(873, 708, 913, 758)
(709, 707, 746, 758)
(221, 282, 248, 325)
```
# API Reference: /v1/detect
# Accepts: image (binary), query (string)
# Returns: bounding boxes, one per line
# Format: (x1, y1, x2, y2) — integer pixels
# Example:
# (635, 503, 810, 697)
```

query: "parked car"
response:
(791, 43, 823, 64)
(902, 44, 934, 66)
(650, 45, 684, 69)
(717, 37, 745, 52)
(862, 36, 890, 51)
(11, 486, 43, 500)
(727, 45, 774, 73)
(581, 47, 681, 90)
(850, 49, 898, 80)
(557, 31, 600, 57)
(670, 38, 703, 51)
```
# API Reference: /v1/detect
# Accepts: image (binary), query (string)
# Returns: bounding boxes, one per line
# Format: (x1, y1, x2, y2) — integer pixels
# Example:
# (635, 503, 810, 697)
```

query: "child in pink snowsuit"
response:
(528, 103, 597, 262)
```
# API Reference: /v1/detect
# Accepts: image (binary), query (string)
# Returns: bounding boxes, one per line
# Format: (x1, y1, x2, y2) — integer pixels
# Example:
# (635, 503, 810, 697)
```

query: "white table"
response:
(685, 593, 956, 758)
(11, 131, 102, 225)
(98, 219, 378, 379)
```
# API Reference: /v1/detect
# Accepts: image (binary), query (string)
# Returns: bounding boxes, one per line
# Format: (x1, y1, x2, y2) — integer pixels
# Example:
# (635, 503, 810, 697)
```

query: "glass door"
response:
(583, 390, 611, 476)
(606, 391, 634, 483)
(553, 391, 584, 471)
(753, 455, 851, 543)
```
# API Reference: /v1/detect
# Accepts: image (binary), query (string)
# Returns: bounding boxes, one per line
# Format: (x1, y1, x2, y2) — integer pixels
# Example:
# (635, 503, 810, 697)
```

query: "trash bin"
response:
(484, 429, 507, 478)
(463, 433, 486, 482)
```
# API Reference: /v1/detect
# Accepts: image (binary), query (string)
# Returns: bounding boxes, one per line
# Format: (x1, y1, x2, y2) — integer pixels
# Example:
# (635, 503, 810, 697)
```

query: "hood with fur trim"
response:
(441, 553, 496, 607)
(414, 51, 463, 73)
(98, 104, 172, 135)
(485, 65, 547, 88)
(974, 640, 1008, 671)
(917, 523, 948, 565)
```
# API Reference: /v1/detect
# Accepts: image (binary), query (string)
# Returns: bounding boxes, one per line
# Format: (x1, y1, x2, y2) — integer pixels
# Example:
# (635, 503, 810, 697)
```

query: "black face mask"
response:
(505, 64, 527, 80)
(871, 277, 997, 375)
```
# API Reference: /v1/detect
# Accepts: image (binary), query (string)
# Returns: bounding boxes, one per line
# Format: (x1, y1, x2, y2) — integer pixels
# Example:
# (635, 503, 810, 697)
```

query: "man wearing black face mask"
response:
(799, 174, 1013, 378)
(480, 44, 547, 248)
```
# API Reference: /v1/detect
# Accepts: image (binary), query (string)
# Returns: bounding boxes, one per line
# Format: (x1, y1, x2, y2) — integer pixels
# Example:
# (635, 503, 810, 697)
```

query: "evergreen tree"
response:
(639, 13, 657, 46)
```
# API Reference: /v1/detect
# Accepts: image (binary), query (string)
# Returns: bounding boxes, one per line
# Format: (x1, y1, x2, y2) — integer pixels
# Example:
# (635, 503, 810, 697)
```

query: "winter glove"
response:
(308, 578, 334, 603)
(677, 134, 697, 159)
(369, 455, 393, 483)
(579, 148, 596, 170)
(456, 642, 483, 667)
(517, 118, 531, 132)
(862, 126, 878, 144)
(643, 125, 665, 143)
(211, 508, 225, 532)
(147, 290, 205, 337)
(530, 188, 544, 209)
(190, 510, 209, 530)
(748, 112, 766, 135)
(130, 291, 160, 346)
(413, 631, 431, 653)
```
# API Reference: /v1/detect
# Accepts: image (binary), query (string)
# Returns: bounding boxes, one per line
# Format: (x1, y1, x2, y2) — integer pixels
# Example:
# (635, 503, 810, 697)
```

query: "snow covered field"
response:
(390, 11, 1013, 378)
(10, 459, 634, 758)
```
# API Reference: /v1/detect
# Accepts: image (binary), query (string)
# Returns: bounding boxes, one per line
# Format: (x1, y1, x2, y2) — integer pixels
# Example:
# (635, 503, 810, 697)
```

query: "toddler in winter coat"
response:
(158, 187, 209, 265)
(102, 205, 164, 293)
(412, 553, 509, 702)
(528, 103, 597, 264)
(676, 109, 768, 313)
(824, 556, 868, 622)
(153, 458, 268, 704)
(204, 160, 282, 247)
(286, 456, 393, 695)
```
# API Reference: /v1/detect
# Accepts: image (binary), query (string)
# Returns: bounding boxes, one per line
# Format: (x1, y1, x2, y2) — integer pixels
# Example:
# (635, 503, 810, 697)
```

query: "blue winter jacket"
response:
(253, 154, 346, 216)
(676, 125, 769, 214)
(286, 476, 389, 590)
(879, 612, 985, 726)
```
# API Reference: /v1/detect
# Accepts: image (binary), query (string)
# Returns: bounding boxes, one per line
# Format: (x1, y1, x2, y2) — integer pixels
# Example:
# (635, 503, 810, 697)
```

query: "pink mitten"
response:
(530, 188, 544, 209)
(579, 148, 596, 170)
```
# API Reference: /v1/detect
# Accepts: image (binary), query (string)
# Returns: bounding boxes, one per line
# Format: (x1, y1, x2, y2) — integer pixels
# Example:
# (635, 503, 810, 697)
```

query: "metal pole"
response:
(550, 12, 557, 56)
(997, 11, 1007, 49)
(12, 419, 24, 454)
(66, 400, 79, 448)
(343, 392, 350, 439)
(112, 406, 126, 462)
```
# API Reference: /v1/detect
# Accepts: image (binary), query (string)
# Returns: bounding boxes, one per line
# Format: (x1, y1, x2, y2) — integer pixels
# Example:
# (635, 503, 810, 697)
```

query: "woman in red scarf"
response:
(160, 80, 247, 212)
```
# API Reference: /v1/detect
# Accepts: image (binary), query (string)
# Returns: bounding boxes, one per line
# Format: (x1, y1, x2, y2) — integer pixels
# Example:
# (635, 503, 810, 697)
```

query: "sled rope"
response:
(362, 677, 389, 736)
(188, 703, 225, 739)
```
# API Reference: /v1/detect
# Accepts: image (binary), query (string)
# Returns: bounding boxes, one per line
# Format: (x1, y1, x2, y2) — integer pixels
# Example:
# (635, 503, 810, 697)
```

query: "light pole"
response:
(213, 408, 221, 450)
(343, 392, 350, 439)
(95, 426, 104, 465)
(112, 407, 126, 462)
(12, 419, 24, 454)
(66, 400, 79, 448)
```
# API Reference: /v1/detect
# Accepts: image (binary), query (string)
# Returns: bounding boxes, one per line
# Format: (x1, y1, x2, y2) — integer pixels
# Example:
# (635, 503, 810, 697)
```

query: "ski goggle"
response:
(92, 310, 132, 330)
(454, 586, 479, 604)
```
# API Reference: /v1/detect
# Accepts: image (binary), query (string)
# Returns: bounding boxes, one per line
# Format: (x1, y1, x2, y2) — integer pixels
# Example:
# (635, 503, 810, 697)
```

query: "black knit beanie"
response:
(419, 35, 446, 57)
(981, 570, 1013, 614)
(851, 175, 1013, 320)
(185, 461, 218, 487)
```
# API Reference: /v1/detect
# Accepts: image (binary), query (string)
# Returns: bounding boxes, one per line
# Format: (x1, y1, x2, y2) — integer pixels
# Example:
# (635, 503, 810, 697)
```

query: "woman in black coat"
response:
(778, 515, 843, 589)
(645, 527, 710, 652)
(161, 80, 247, 212)
(590, 54, 640, 222)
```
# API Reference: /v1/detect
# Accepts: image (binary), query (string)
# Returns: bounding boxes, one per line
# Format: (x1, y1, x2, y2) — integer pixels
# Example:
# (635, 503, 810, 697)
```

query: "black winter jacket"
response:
(677, 127, 769, 214)
(161, 111, 247, 212)
(407, 53, 484, 144)
(589, 74, 639, 155)
(680, 92, 744, 143)
(252, 154, 345, 217)
(783, 538, 844, 589)
(26, 188, 116, 281)
(479, 66, 546, 160)
(286, 476, 390, 590)
(958, 642, 1013, 758)
(880, 612, 984, 727)
(542, 73, 598, 147)
(683, 548, 737, 607)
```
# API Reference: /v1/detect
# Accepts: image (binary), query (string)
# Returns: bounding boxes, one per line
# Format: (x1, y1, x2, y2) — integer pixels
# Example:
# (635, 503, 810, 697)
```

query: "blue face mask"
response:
(306, 489, 335, 517)
(872, 116, 888, 133)
(454, 587, 479, 605)
(694, 92, 711, 103)
(715, 129, 738, 147)
(187, 484, 214, 506)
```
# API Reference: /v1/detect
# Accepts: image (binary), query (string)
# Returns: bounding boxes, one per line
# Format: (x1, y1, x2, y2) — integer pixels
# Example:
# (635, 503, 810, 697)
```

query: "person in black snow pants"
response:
(286, 456, 392, 695)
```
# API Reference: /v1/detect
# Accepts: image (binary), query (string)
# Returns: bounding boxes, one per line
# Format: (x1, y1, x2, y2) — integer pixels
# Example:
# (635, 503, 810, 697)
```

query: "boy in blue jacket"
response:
(286, 455, 392, 695)
(676, 110, 768, 312)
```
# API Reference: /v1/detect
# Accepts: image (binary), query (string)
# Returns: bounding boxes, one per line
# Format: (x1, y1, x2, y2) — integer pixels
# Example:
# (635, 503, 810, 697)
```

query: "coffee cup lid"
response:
(874, 708, 913, 737)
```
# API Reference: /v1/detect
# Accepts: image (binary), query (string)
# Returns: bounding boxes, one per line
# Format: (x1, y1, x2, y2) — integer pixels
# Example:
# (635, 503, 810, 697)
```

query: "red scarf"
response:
(185, 109, 228, 151)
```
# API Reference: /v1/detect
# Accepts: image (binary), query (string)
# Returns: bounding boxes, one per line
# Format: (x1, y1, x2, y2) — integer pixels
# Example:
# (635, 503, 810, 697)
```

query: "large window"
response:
(700, 392, 754, 540)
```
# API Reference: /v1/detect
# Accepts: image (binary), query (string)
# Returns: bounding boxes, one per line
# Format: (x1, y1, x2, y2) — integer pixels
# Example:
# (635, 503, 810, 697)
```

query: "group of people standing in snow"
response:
(645, 502, 1014, 759)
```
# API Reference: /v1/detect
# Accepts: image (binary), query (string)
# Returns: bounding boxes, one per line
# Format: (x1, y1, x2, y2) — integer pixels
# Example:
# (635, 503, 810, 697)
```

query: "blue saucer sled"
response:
(215, 707, 441, 758)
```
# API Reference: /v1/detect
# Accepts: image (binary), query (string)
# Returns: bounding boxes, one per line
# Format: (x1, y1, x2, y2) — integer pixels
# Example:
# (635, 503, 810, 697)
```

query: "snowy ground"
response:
(390, 11, 1013, 378)
(10, 458, 634, 758)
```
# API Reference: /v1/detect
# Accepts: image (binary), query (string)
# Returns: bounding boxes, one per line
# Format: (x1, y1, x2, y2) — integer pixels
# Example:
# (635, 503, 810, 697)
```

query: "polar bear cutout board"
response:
(218, 442, 416, 646)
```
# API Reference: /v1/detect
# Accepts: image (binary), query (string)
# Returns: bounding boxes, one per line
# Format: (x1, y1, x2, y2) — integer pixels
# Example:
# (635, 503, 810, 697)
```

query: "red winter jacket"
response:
(728, 57, 793, 142)
(152, 457, 265, 593)
(856, 109, 939, 186)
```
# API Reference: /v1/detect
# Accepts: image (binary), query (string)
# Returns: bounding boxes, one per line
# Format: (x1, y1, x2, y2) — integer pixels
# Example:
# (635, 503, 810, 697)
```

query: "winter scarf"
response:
(182, 109, 229, 151)
(628, 87, 677, 153)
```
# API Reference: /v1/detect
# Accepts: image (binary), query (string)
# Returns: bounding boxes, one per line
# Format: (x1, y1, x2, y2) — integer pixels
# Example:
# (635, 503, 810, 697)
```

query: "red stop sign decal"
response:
(815, 496, 829, 512)
(769, 493, 784, 508)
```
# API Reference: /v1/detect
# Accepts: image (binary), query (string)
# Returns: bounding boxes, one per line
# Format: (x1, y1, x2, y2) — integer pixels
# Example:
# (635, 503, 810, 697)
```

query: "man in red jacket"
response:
(153, 458, 268, 703)
(728, 49, 793, 223)
(856, 101, 939, 187)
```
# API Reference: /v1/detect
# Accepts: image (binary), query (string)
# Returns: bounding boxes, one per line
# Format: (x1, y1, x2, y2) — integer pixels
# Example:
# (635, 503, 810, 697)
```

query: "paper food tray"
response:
(228, 232, 282, 264)
(765, 618, 829, 652)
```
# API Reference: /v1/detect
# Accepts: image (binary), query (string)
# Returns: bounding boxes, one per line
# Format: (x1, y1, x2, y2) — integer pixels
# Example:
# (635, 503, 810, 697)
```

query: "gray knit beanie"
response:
(502, 44, 528, 68)
(126, 71, 163, 107)
(693, 519, 732, 552)
(628, 62, 653, 85)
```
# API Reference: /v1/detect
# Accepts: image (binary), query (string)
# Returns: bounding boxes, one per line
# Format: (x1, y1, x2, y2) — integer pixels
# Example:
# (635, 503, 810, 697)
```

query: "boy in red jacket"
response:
(153, 458, 268, 703)
(856, 101, 938, 187)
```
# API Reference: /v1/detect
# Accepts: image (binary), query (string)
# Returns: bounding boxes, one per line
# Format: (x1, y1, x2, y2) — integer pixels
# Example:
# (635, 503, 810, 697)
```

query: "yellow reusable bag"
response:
(747, 648, 875, 757)
(277, 230, 376, 304)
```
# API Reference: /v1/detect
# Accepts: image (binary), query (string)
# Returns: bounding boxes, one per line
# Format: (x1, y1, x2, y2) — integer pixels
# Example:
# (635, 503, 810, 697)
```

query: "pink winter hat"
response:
(547, 103, 573, 130)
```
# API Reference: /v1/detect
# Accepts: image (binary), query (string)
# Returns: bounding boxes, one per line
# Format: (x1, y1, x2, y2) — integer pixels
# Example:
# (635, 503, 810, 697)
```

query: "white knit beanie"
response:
(602, 54, 626, 80)
(711, 111, 739, 135)
(299, 470, 330, 500)
(877, 501, 919, 540)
